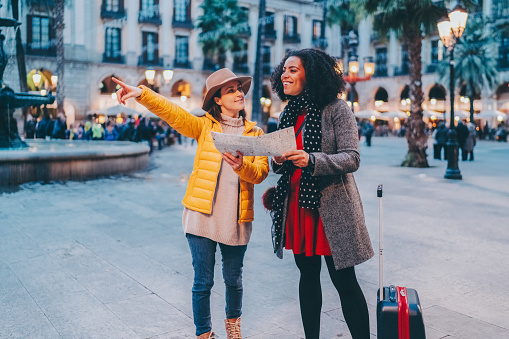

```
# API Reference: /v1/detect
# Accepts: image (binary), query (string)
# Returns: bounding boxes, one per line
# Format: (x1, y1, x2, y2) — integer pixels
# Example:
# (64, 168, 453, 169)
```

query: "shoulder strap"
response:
(295, 116, 307, 137)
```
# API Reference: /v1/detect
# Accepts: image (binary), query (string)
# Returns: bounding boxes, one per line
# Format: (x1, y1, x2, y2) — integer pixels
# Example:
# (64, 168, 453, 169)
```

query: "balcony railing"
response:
(138, 55, 163, 66)
(175, 59, 192, 69)
(373, 67, 388, 77)
(101, 5, 126, 20)
(394, 64, 410, 76)
(426, 63, 439, 73)
(264, 30, 277, 41)
(26, 44, 56, 57)
(238, 26, 251, 38)
(283, 33, 301, 44)
(172, 18, 194, 29)
(138, 10, 162, 25)
(263, 63, 273, 76)
(203, 58, 218, 71)
(103, 53, 125, 64)
(233, 63, 249, 74)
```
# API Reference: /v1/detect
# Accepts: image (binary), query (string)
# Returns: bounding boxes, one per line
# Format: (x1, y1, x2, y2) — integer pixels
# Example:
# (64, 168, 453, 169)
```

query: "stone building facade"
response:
(347, 0, 509, 126)
(2, 0, 334, 123)
(2, 0, 508, 126)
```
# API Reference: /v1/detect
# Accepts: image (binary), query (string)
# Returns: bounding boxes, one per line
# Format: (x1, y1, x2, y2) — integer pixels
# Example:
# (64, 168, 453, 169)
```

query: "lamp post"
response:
(437, 4, 468, 180)
(343, 31, 375, 112)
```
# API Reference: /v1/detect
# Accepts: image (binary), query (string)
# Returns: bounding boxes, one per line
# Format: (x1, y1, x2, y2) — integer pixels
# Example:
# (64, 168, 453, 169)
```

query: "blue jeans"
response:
(186, 234, 247, 336)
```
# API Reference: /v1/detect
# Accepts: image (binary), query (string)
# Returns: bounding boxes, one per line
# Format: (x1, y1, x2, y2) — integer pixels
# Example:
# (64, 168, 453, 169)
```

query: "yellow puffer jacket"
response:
(136, 86, 269, 222)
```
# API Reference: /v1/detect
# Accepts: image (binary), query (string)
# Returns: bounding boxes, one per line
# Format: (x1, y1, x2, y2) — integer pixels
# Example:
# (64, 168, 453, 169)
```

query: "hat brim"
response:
(202, 76, 252, 111)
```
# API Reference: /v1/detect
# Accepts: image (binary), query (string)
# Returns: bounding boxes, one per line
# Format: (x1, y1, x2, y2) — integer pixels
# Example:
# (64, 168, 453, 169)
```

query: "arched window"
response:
(495, 82, 509, 101)
(261, 85, 272, 113)
(429, 84, 446, 101)
(400, 85, 409, 100)
(374, 87, 389, 108)
(171, 80, 191, 100)
(375, 87, 389, 102)
(400, 85, 410, 106)
(137, 79, 159, 93)
(99, 75, 123, 95)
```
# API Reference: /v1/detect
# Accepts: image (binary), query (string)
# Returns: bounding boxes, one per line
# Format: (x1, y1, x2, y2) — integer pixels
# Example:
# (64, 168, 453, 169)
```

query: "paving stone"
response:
(424, 305, 509, 338)
(106, 293, 193, 338)
(0, 139, 508, 338)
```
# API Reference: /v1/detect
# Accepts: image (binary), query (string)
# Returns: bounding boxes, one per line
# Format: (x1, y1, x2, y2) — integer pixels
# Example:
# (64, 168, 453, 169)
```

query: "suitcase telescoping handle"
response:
(377, 184, 384, 300)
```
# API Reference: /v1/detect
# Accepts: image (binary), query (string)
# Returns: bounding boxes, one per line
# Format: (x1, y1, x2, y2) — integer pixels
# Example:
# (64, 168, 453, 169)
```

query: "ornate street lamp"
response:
(343, 31, 374, 112)
(437, 4, 468, 180)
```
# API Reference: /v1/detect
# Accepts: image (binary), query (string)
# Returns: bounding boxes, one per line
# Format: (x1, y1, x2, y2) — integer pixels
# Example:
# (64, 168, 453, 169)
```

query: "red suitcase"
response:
(376, 184, 426, 339)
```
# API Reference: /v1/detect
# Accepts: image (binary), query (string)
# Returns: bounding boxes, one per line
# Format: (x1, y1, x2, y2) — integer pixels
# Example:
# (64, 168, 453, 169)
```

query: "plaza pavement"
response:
(1, 136, 508, 339)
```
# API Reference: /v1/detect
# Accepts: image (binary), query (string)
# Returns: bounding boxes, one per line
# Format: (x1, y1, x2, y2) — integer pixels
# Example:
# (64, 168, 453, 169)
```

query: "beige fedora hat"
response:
(202, 68, 252, 111)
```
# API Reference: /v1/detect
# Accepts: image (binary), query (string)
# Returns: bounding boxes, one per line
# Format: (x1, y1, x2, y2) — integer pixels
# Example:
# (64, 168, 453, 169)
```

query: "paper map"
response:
(211, 127, 296, 156)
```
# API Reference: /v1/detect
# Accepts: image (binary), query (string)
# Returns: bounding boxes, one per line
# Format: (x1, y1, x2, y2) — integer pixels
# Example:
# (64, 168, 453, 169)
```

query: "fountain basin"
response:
(0, 140, 150, 185)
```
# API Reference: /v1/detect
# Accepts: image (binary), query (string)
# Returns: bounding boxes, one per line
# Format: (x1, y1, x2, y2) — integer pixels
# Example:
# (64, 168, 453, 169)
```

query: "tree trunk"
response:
(11, 0, 30, 129)
(55, 0, 65, 116)
(401, 29, 429, 168)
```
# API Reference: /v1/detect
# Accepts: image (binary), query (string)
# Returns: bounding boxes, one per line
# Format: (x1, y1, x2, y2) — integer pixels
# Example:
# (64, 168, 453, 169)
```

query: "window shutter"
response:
(142, 32, 147, 62)
(50, 17, 56, 55)
(186, 0, 191, 21)
(27, 15, 33, 48)
(117, 28, 122, 57)
(104, 28, 109, 57)
(154, 33, 159, 62)
(119, 0, 125, 11)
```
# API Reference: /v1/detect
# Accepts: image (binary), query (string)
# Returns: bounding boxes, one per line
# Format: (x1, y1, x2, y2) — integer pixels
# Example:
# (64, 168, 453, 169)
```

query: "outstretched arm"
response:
(112, 77, 205, 139)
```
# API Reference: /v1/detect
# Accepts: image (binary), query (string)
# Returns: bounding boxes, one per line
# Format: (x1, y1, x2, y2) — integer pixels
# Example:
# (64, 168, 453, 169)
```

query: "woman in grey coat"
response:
(269, 49, 373, 339)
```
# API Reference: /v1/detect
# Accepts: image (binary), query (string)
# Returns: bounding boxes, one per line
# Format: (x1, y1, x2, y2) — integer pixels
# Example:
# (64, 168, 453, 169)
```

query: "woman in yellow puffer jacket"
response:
(113, 69, 269, 339)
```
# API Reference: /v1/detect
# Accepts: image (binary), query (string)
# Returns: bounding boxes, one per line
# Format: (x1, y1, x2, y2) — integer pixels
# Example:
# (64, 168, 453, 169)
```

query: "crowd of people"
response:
(433, 121, 508, 161)
(355, 117, 508, 151)
(24, 113, 186, 152)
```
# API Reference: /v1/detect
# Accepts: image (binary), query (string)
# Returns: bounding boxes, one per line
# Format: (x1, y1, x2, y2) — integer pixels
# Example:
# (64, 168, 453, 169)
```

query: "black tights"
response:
(294, 254, 370, 339)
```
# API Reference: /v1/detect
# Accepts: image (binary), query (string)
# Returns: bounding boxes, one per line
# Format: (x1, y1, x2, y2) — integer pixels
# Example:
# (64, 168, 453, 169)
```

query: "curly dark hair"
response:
(270, 48, 346, 109)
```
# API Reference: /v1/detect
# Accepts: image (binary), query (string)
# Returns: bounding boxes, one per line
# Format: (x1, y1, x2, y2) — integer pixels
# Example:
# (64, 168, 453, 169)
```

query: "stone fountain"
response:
(0, 17, 55, 148)
(0, 13, 150, 186)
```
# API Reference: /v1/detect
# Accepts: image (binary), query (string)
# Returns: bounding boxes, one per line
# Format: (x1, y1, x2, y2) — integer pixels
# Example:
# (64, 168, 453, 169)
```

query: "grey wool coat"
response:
(275, 98, 374, 270)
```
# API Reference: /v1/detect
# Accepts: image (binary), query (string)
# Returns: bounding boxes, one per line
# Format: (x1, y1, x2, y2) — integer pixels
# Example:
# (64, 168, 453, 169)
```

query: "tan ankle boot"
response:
(197, 331, 216, 339)
(224, 317, 242, 339)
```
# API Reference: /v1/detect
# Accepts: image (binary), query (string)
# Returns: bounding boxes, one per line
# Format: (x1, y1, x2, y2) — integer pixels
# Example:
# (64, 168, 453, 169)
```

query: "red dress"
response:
(284, 112, 332, 256)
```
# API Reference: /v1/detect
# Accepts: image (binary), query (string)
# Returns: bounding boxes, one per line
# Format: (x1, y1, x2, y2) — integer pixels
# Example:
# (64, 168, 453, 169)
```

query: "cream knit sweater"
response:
(182, 114, 252, 246)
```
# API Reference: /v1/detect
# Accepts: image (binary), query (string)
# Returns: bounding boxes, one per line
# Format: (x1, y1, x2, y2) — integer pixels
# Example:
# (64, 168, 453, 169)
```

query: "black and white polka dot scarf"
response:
(271, 91, 322, 256)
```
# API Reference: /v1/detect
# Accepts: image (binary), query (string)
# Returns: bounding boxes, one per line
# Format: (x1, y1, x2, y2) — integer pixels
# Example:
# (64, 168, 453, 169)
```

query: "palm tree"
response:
(327, 0, 360, 56)
(439, 16, 499, 122)
(54, 0, 65, 116)
(355, 0, 476, 168)
(327, 0, 358, 32)
(197, 0, 248, 70)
